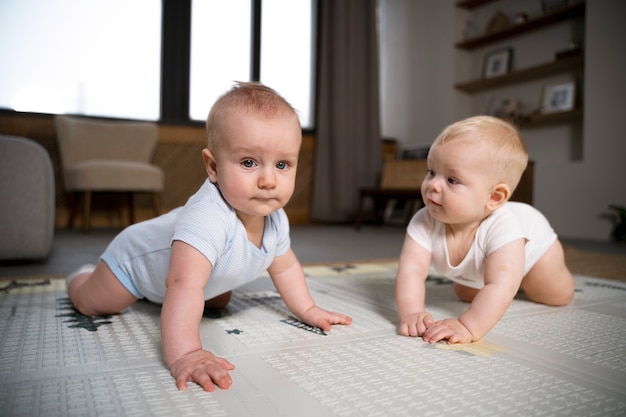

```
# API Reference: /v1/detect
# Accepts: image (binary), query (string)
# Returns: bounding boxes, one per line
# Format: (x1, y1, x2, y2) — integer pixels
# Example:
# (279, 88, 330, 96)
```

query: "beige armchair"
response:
(54, 115, 164, 232)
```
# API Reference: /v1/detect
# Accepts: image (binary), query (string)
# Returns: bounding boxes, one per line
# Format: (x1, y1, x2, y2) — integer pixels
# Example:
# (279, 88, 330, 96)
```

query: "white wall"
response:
(379, 0, 626, 242)
(379, 0, 457, 150)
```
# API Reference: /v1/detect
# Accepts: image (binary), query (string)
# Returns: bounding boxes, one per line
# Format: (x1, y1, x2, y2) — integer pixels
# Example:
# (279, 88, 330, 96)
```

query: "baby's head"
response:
(432, 115, 528, 194)
(202, 82, 302, 218)
(206, 82, 300, 151)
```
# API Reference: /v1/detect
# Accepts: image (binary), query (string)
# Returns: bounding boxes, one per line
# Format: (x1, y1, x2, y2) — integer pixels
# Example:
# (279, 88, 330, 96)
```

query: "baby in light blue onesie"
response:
(66, 82, 352, 392)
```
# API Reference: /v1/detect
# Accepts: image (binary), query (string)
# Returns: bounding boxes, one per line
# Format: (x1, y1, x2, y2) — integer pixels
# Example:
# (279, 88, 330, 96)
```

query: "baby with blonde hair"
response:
(396, 115, 574, 344)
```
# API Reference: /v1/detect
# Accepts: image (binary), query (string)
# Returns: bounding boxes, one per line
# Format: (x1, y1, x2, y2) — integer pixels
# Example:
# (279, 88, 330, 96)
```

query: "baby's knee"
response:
(69, 296, 104, 317)
(453, 283, 478, 303)
(522, 269, 575, 306)
(546, 276, 575, 306)
(205, 291, 232, 310)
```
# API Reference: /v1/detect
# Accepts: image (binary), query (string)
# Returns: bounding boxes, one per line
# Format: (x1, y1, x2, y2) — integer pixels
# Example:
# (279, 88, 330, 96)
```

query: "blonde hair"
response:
(432, 115, 528, 192)
(206, 81, 300, 149)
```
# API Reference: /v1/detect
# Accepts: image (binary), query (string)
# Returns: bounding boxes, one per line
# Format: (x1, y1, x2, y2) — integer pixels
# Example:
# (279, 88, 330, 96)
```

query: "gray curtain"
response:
(311, 0, 382, 222)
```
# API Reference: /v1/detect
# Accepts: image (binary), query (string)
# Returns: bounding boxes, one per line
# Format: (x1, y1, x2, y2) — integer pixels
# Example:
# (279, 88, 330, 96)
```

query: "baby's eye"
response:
(276, 161, 288, 170)
(447, 177, 459, 185)
(241, 159, 256, 168)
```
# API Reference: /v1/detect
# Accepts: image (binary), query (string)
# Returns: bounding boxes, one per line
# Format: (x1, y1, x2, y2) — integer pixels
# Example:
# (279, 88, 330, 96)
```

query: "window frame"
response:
(0, 0, 318, 133)
(162, 0, 317, 132)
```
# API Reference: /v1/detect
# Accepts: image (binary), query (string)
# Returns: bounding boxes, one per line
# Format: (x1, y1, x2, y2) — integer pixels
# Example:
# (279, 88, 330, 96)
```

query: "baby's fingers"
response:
(175, 368, 219, 392)
(423, 314, 435, 329)
(400, 321, 419, 337)
(175, 373, 191, 391)
(309, 311, 352, 332)
(329, 312, 352, 326)
(193, 362, 234, 392)
(192, 368, 219, 392)
(422, 324, 453, 344)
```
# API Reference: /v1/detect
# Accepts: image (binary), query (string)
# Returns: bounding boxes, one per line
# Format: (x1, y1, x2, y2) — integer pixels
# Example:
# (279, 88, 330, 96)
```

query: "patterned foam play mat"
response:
(1, 262, 625, 416)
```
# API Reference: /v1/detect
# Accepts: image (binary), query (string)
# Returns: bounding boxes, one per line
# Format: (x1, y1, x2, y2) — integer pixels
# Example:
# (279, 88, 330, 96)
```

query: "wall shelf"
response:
(522, 108, 583, 127)
(456, 2, 586, 50)
(455, 0, 497, 10)
(455, 54, 583, 93)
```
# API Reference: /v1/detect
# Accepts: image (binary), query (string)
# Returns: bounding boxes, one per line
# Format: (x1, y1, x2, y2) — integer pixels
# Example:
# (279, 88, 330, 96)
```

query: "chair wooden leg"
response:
(127, 192, 135, 225)
(152, 193, 162, 217)
(67, 192, 79, 228)
(81, 191, 92, 233)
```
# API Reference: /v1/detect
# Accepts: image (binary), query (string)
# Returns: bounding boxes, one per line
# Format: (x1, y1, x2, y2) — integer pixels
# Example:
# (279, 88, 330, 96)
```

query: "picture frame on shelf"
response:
(483, 47, 512, 79)
(540, 80, 576, 114)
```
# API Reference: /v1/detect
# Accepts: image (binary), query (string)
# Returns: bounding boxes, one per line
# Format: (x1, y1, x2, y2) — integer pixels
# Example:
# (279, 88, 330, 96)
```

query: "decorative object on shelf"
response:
(489, 97, 522, 121)
(514, 12, 529, 24)
(483, 47, 513, 78)
(555, 39, 582, 60)
(484, 10, 511, 34)
(608, 205, 626, 243)
(463, 19, 480, 40)
(542, 0, 569, 13)
(540, 80, 576, 114)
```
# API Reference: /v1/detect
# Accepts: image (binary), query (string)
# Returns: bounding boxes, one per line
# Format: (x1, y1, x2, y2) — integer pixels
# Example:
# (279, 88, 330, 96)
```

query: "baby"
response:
(395, 115, 574, 344)
(66, 82, 352, 391)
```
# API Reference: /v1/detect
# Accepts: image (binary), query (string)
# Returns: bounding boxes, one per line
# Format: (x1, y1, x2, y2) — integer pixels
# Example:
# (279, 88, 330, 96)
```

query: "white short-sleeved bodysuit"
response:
(406, 202, 557, 289)
(101, 179, 290, 303)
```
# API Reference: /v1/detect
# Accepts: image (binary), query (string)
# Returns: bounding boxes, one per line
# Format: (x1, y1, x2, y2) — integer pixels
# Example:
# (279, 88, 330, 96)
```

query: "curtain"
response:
(311, 0, 382, 222)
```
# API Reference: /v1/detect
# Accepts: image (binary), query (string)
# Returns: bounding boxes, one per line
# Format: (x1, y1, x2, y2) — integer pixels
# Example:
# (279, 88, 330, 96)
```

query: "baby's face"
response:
(208, 111, 302, 221)
(421, 138, 496, 226)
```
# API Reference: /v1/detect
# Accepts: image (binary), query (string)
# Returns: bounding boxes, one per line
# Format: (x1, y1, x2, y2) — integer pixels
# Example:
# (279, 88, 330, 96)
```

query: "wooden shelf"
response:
(455, 2, 585, 50)
(455, 0, 497, 10)
(522, 108, 583, 127)
(455, 54, 583, 93)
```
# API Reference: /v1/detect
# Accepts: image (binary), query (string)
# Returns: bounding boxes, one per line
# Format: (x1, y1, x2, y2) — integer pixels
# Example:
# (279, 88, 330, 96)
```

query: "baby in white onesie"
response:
(395, 115, 574, 344)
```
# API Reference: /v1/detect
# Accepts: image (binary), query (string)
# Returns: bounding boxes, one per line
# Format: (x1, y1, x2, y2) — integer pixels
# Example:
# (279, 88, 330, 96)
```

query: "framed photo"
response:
(483, 47, 512, 79)
(540, 81, 576, 114)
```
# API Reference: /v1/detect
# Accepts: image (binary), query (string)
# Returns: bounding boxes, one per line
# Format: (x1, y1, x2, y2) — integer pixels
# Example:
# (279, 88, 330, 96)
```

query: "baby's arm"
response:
(423, 238, 526, 343)
(268, 248, 352, 331)
(395, 234, 434, 337)
(161, 241, 235, 391)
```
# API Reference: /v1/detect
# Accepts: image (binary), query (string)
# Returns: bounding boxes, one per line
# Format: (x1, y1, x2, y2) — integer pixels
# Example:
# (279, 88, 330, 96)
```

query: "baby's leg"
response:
(520, 239, 575, 306)
(67, 260, 138, 316)
(453, 283, 479, 303)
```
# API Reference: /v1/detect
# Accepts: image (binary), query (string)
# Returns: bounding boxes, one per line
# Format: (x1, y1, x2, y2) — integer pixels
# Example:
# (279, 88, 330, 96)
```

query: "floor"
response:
(2, 224, 626, 415)
(1, 223, 625, 278)
(2, 262, 626, 416)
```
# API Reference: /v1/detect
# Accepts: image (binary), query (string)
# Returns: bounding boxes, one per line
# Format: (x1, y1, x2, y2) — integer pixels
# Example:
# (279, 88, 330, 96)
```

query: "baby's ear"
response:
(488, 183, 510, 210)
(202, 149, 218, 183)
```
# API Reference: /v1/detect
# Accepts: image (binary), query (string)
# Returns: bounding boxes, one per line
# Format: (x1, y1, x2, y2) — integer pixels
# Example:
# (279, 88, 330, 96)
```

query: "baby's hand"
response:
(300, 306, 352, 332)
(170, 349, 236, 392)
(422, 318, 473, 344)
(399, 312, 434, 337)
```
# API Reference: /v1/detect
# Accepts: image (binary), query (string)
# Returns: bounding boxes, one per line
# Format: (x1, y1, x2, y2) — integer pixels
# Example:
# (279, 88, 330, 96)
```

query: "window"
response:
(189, 0, 317, 128)
(189, 0, 252, 122)
(0, 0, 162, 120)
(0, 0, 317, 128)
(260, 0, 316, 129)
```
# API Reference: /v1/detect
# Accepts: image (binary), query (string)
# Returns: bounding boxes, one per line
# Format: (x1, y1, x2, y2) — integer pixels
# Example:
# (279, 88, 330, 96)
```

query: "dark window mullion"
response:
(251, 0, 262, 81)
(161, 0, 192, 123)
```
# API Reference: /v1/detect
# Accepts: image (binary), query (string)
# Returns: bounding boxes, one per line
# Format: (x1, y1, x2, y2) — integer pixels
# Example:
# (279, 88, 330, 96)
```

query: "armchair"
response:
(54, 115, 164, 232)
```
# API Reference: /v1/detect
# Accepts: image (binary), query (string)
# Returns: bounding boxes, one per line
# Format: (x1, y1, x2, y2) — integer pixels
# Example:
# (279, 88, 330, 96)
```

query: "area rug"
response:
(563, 245, 626, 281)
(1, 263, 625, 416)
